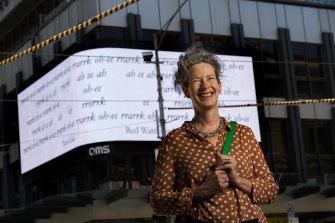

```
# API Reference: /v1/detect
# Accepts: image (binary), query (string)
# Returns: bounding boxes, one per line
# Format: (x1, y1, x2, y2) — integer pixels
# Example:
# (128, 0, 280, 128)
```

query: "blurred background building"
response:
(0, 0, 335, 222)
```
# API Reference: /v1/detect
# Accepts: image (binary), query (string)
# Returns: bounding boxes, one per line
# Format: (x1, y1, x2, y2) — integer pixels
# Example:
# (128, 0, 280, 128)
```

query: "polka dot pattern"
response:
(151, 118, 279, 223)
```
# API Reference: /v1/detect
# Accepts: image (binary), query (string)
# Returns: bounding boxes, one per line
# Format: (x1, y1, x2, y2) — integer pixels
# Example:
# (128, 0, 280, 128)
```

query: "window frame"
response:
(291, 43, 325, 99)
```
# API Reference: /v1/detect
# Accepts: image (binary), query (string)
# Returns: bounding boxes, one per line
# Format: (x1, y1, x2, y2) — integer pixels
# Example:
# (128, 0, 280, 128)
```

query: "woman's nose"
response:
(200, 79, 210, 89)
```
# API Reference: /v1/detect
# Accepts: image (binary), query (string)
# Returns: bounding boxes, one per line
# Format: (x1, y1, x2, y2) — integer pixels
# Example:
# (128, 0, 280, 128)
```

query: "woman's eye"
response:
(192, 79, 201, 84)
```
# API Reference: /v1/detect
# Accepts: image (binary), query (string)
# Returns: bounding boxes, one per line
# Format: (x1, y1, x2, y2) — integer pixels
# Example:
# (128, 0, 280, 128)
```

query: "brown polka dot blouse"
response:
(150, 118, 279, 223)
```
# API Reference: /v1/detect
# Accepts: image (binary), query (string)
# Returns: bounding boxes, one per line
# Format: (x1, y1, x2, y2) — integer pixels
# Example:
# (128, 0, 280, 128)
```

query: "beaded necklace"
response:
(189, 117, 224, 138)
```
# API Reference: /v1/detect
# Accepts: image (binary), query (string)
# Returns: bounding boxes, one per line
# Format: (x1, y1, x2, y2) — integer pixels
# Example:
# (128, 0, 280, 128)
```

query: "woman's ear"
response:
(182, 87, 190, 98)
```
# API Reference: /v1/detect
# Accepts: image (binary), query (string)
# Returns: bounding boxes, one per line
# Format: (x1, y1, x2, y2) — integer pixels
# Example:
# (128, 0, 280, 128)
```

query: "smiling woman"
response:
(150, 43, 278, 223)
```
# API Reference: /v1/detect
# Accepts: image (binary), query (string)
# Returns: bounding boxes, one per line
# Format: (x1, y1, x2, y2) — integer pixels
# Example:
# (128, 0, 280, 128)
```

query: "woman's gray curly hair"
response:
(173, 43, 221, 94)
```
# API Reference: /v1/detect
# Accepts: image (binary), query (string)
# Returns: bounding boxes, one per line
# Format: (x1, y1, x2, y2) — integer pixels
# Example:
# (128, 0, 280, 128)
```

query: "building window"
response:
(0, 170, 3, 209)
(245, 39, 283, 97)
(12, 25, 20, 46)
(292, 43, 325, 99)
(195, 34, 230, 54)
(110, 155, 126, 181)
(138, 30, 154, 50)
(28, 10, 38, 31)
(0, 0, 65, 59)
(265, 119, 292, 173)
(212, 35, 230, 54)
(159, 31, 181, 51)
(12, 163, 21, 208)
(4, 33, 13, 52)
(261, 40, 282, 97)
(142, 30, 154, 42)
(102, 27, 125, 40)
(89, 156, 111, 189)
(3, 93, 19, 144)
(92, 27, 128, 48)
(19, 18, 29, 39)
(302, 120, 335, 176)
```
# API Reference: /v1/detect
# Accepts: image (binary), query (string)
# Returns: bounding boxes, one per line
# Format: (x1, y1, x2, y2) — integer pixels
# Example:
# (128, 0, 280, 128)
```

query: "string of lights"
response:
(168, 98, 335, 110)
(0, 51, 335, 66)
(0, 0, 139, 67)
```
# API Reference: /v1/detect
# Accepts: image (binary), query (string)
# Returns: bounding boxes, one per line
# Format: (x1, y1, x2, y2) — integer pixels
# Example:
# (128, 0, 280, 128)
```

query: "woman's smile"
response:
(198, 92, 213, 98)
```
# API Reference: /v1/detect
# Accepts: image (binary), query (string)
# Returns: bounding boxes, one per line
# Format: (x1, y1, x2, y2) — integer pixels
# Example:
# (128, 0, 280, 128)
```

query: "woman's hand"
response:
(192, 167, 229, 205)
(215, 152, 238, 184)
(215, 152, 252, 195)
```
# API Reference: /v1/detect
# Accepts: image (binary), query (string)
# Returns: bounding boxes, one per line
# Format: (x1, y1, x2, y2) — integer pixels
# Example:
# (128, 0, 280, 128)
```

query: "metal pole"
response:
(154, 33, 166, 139)
(153, 0, 188, 139)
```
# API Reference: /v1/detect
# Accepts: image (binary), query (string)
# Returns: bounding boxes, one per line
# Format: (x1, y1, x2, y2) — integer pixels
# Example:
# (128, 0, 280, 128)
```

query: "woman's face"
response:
(182, 63, 221, 112)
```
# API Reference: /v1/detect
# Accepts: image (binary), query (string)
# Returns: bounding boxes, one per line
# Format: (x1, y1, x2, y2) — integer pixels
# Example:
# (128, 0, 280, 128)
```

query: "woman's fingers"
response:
(214, 169, 229, 190)
(215, 153, 236, 167)
(215, 153, 239, 184)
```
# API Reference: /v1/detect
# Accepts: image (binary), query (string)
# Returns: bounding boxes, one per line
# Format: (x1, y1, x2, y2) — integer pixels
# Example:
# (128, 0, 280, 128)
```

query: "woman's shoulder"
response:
(226, 120, 257, 140)
(165, 125, 187, 140)
(161, 122, 191, 145)
(223, 118, 252, 133)
(233, 121, 253, 134)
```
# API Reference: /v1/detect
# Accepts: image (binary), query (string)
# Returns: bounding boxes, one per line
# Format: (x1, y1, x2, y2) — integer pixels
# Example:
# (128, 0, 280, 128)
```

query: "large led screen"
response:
(18, 48, 259, 173)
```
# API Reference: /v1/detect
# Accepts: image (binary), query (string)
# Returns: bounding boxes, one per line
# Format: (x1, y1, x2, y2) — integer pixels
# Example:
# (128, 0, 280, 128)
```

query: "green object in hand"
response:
(221, 121, 237, 155)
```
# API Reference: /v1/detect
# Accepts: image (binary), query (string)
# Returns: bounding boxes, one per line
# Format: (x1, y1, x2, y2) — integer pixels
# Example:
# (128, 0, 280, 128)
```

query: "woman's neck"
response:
(193, 109, 221, 132)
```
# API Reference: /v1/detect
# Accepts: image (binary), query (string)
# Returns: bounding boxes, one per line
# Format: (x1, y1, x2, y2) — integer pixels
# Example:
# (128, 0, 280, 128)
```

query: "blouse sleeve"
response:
(150, 136, 193, 216)
(246, 127, 279, 205)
